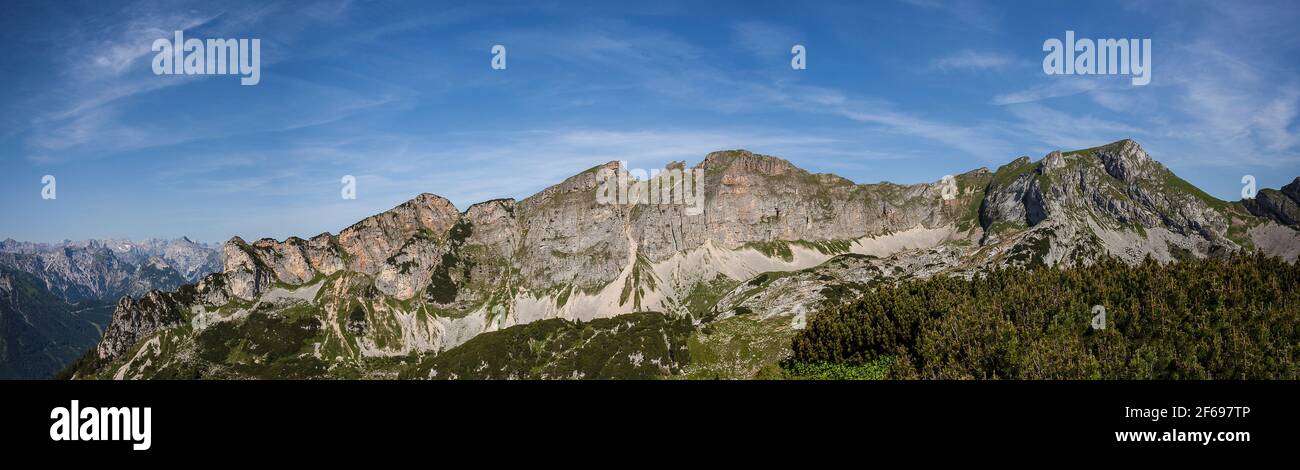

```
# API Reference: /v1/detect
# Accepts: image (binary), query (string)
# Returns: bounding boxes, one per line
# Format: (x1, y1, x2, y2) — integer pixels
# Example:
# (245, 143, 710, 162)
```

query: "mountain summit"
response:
(67, 140, 1300, 379)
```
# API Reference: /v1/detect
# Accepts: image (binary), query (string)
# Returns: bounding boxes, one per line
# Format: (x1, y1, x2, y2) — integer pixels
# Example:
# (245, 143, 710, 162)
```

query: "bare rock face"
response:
(463, 199, 519, 259)
(337, 193, 461, 275)
(222, 238, 275, 300)
(1244, 177, 1300, 226)
(697, 150, 952, 250)
(0, 248, 133, 303)
(449, 199, 521, 307)
(214, 153, 977, 306)
(194, 273, 232, 306)
(250, 238, 317, 284)
(204, 139, 1276, 316)
(0, 240, 215, 305)
(81, 139, 1300, 376)
(978, 140, 1245, 266)
(220, 194, 460, 299)
(96, 290, 185, 360)
(979, 156, 1043, 243)
(515, 162, 633, 291)
(156, 237, 223, 282)
(303, 234, 347, 275)
(374, 232, 448, 300)
(1095, 139, 1154, 184)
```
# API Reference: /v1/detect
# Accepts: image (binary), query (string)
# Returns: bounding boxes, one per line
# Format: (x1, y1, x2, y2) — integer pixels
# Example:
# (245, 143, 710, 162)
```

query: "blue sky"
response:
(2, 0, 1298, 243)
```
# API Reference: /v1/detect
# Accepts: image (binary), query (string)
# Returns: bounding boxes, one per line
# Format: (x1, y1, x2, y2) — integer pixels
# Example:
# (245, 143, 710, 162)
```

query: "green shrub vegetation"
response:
(401, 312, 693, 379)
(783, 358, 893, 380)
(788, 252, 1300, 379)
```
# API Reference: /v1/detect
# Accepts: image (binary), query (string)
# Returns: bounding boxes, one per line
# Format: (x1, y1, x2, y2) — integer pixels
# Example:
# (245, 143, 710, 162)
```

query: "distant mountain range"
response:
(49, 139, 1300, 379)
(0, 237, 221, 378)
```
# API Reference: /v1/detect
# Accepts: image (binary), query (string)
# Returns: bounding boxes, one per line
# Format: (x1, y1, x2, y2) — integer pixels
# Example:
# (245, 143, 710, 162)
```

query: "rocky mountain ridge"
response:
(0, 237, 222, 302)
(69, 139, 1300, 379)
(0, 237, 220, 378)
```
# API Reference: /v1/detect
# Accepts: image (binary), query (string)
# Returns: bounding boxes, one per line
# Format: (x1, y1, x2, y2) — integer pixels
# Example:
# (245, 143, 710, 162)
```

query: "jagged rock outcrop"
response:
(1244, 177, 1300, 226)
(221, 194, 460, 300)
(74, 139, 1300, 379)
(95, 290, 186, 360)
(0, 238, 220, 303)
(513, 161, 634, 290)
(976, 140, 1245, 265)
(1095, 139, 1154, 183)
(222, 238, 276, 300)
(697, 150, 954, 249)
(337, 193, 461, 274)
(979, 156, 1046, 242)
(374, 231, 449, 300)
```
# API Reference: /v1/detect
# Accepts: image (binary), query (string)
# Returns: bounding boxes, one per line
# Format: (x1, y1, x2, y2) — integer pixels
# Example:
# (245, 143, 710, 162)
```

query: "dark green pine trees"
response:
(787, 252, 1300, 379)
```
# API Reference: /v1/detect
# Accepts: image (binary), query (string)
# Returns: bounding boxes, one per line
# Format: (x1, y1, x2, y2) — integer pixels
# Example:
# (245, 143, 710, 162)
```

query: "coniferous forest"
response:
(787, 253, 1300, 379)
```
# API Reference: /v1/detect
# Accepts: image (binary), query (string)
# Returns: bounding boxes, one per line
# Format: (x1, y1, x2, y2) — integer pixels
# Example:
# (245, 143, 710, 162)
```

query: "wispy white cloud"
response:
(481, 22, 1021, 162)
(991, 78, 1110, 106)
(930, 50, 1012, 71)
(1139, 2, 1300, 169)
(1088, 89, 1154, 113)
(898, 0, 1000, 32)
(16, 1, 398, 164)
(1004, 103, 1140, 152)
(730, 20, 802, 60)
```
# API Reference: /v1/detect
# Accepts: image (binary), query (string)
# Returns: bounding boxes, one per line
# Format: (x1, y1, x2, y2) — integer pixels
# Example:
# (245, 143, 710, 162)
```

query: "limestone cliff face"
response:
(206, 139, 1297, 323)
(696, 150, 952, 249)
(221, 194, 460, 300)
(85, 139, 1300, 371)
(216, 151, 967, 301)
(975, 140, 1256, 266)
(95, 291, 185, 360)
(93, 272, 235, 361)
(337, 193, 461, 275)
(514, 162, 633, 291)
(1245, 177, 1300, 226)
(221, 238, 275, 300)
